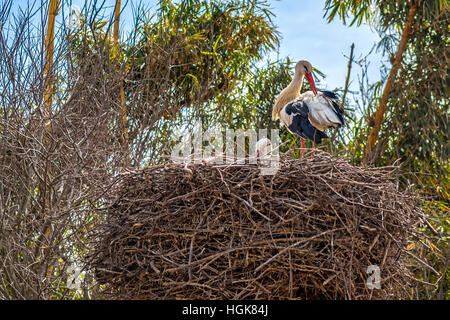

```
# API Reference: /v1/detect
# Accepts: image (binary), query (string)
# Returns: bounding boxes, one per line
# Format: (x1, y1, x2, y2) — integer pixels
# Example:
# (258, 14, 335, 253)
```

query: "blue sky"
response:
(269, 0, 383, 91)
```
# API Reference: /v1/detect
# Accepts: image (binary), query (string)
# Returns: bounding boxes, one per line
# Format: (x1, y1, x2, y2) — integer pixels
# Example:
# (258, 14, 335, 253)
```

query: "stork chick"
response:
(255, 138, 272, 158)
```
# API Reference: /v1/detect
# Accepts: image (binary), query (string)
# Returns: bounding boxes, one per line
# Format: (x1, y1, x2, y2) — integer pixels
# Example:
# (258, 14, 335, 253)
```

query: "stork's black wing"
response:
(284, 100, 328, 144)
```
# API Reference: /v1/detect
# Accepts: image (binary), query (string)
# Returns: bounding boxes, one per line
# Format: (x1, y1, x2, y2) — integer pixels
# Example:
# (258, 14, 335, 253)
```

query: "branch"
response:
(341, 42, 354, 106)
(363, 2, 418, 165)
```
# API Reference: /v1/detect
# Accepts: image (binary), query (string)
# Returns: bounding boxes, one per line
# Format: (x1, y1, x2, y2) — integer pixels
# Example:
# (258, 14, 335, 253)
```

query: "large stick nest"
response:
(87, 154, 420, 299)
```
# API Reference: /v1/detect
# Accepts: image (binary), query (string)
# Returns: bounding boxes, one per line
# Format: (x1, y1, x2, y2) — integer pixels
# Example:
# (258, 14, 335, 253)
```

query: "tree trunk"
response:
(114, 0, 130, 167)
(363, 2, 417, 165)
(42, 0, 59, 282)
(43, 0, 58, 116)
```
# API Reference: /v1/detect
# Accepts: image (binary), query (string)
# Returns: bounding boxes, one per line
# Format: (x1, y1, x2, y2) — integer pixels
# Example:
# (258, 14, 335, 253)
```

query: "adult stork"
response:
(272, 60, 345, 156)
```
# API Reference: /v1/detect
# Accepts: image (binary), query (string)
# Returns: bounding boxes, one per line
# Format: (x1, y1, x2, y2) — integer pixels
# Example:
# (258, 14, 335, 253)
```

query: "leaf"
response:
(326, 3, 340, 23)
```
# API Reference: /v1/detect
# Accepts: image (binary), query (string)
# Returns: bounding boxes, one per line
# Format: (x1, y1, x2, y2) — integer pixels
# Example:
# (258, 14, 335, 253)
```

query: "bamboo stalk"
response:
(363, 2, 417, 165)
(114, 0, 130, 167)
(43, 0, 59, 117)
(329, 43, 354, 152)
(42, 0, 59, 281)
(341, 42, 354, 106)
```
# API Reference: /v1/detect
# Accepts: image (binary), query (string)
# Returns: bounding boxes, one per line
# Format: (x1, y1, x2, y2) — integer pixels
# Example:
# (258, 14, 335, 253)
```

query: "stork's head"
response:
(295, 60, 317, 95)
(255, 138, 272, 158)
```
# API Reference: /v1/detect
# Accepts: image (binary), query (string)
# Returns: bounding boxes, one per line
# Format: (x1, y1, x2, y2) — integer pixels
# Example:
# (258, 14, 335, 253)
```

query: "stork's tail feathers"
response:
(321, 90, 345, 127)
(321, 90, 339, 100)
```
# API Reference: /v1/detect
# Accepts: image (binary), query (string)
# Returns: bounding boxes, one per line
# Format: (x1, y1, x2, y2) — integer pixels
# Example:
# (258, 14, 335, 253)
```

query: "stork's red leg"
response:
(300, 139, 306, 158)
(311, 141, 316, 159)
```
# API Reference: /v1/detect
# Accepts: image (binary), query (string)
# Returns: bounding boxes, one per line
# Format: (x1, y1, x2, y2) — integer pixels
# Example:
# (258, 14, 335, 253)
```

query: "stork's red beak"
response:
(305, 72, 318, 95)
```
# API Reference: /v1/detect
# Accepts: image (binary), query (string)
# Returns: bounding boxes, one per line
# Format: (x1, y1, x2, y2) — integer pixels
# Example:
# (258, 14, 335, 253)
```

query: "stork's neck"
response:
(272, 72, 304, 120)
(288, 72, 304, 95)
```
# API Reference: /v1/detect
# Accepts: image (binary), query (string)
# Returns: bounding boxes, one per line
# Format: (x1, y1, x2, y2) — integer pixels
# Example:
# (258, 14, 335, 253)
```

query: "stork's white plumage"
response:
(255, 138, 272, 158)
(298, 91, 344, 132)
(272, 60, 345, 156)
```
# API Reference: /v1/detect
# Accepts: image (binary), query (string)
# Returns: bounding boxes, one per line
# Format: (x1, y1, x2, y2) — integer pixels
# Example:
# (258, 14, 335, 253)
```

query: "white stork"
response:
(272, 60, 345, 156)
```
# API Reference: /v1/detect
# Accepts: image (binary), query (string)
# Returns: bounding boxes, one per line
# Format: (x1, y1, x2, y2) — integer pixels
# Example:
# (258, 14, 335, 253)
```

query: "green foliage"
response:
(126, 0, 279, 121)
(201, 58, 294, 130)
(324, 0, 375, 26)
(324, 0, 449, 299)
(325, 0, 449, 196)
(324, 0, 447, 29)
